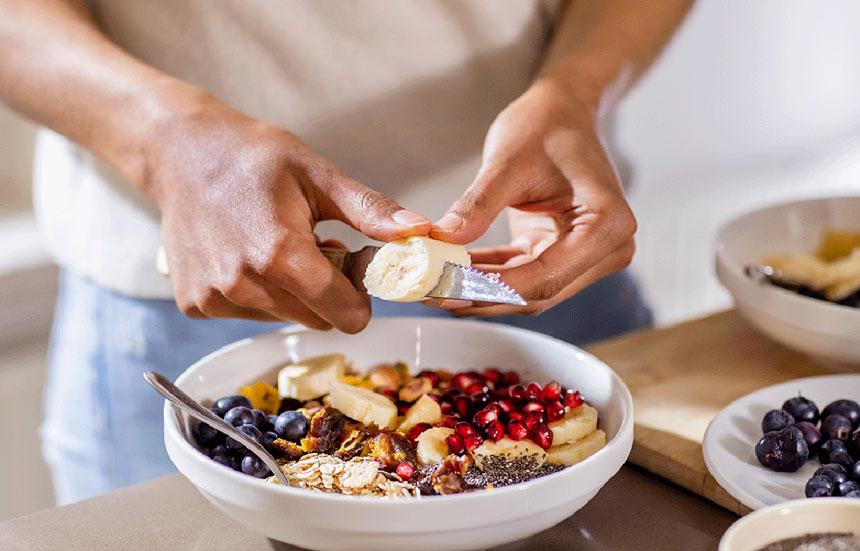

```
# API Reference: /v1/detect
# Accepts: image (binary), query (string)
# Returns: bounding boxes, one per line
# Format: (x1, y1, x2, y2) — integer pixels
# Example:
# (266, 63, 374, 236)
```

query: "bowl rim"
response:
(718, 497, 860, 551)
(714, 193, 860, 316)
(164, 316, 634, 506)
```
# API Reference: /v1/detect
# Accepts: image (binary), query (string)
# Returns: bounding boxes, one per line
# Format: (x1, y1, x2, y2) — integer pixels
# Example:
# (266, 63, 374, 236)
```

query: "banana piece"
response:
(278, 354, 346, 401)
(329, 380, 398, 429)
(473, 438, 547, 469)
(546, 429, 606, 466)
(399, 394, 442, 432)
(416, 427, 454, 464)
(363, 236, 471, 302)
(549, 404, 598, 446)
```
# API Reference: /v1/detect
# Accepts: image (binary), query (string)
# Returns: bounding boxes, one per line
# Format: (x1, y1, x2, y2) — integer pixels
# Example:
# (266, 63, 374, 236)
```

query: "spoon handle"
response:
(143, 371, 289, 486)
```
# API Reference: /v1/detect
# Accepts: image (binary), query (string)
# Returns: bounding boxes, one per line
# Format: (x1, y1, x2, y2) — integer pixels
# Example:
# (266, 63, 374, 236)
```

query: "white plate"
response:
(703, 374, 860, 510)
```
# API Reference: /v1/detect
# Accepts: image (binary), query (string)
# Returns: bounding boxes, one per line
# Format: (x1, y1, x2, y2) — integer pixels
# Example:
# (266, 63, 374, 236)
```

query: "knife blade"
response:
(320, 246, 527, 306)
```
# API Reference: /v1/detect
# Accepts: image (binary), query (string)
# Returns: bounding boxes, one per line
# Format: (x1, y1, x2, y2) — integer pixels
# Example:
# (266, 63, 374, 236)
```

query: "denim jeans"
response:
(41, 269, 652, 504)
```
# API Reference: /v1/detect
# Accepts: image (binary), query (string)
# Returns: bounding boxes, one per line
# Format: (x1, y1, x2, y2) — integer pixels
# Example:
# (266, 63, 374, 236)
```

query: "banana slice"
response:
(363, 236, 471, 302)
(399, 394, 442, 432)
(473, 438, 547, 469)
(549, 404, 598, 446)
(278, 354, 346, 401)
(329, 380, 398, 429)
(546, 429, 606, 466)
(416, 427, 454, 464)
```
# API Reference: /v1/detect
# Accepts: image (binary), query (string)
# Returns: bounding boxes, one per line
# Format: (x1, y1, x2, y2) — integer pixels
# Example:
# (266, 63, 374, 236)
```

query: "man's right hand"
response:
(147, 98, 430, 332)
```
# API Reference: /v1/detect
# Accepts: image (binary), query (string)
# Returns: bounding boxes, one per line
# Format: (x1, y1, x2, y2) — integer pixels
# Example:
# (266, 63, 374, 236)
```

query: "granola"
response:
(268, 454, 417, 497)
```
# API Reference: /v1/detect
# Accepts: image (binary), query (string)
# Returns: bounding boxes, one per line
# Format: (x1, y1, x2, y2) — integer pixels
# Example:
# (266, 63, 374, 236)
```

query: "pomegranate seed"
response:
(395, 461, 416, 480)
(377, 387, 397, 399)
(454, 421, 479, 438)
(526, 383, 542, 401)
(495, 399, 514, 413)
(464, 382, 489, 396)
(507, 419, 528, 440)
(524, 410, 546, 430)
(445, 433, 465, 454)
(508, 384, 528, 402)
(426, 392, 442, 403)
(508, 411, 524, 422)
(546, 400, 566, 422)
(454, 396, 471, 417)
(451, 373, 482, 390)
(485, 402, 503, 414)
(564, 390, 583, 409)
(485, 420, 505, 441)
(482, 368, 503, 384)
(405, 423, 432, 442)
(471, 393, 490, 410)
(417, 370, 440, 387)
(502, 371, 520, 385)
(396, 401, 411, 415)
(439, 416, 459, 428)
(443, 388, 462, 401)
(522, 400, 545, 414)
(473, 407, 499, 427)
(530, 423, 553, 450)
(463, 433, 483, 451)
(540, 382, 562, 403)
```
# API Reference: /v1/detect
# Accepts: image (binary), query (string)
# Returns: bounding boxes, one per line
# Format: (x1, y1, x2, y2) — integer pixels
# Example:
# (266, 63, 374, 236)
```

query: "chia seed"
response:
(464, 454, 565, 489)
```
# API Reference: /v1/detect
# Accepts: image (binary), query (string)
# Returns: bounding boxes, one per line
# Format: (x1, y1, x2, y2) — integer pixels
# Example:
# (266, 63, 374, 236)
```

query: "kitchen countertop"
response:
(0, 466, 736, 550)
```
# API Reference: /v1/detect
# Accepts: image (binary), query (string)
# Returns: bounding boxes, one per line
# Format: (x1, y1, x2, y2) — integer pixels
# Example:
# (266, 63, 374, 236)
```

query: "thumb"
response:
(323, 176, 431, 242)
(430, 172, 515, 244)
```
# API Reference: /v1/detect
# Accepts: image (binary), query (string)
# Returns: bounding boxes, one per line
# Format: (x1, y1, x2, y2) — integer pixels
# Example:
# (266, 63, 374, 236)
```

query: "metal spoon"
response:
(143, 371, 289, 486)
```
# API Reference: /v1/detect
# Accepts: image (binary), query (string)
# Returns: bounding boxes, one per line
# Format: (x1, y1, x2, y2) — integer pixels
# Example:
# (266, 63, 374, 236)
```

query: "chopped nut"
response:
(399, 377, 432, 402)
(368, 364, 403, 390)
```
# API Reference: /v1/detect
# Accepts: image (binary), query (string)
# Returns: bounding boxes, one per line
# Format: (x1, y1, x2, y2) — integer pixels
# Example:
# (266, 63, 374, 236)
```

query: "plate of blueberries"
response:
(703, 374, 860, 510)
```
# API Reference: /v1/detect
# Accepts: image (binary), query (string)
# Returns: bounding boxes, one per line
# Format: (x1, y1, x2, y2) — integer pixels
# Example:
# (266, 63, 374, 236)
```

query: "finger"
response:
(453, 239, 635, 317)
(421, 298, 474, 309)
(261, 232, 372, 333)
(315, 173, 430, 242)
(430, 169, 518, 244)
(319, 239, 348, 250)
(467, 245, 526, 265)
(192, 289, 284, 322)
(220, 277, 333, 330)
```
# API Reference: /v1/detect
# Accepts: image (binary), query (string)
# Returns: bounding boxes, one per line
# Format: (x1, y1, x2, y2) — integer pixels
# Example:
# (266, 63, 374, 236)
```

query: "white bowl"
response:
(715, 195, 860, 367)
(163, 317, 634, 551)
(719, 498, 860, 551)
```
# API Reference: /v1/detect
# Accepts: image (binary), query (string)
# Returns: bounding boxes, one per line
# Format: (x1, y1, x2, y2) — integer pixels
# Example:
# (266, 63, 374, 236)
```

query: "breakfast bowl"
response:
(718, 498, 860, 551)
(715, 195, 860, 367)
(162, 317, 633, 551)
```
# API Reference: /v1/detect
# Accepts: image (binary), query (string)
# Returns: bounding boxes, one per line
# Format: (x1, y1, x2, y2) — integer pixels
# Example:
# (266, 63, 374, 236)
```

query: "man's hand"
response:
(149, 99, 430, 331)
(429, 79, 636, 316)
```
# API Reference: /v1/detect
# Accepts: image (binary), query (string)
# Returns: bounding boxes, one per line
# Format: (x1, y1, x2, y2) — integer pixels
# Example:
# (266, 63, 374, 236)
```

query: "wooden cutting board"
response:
(584, 310, 841, 515)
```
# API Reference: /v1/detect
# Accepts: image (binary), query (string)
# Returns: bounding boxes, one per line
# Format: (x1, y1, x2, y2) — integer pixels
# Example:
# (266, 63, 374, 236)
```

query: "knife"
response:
(156, 245, 526, 306)
(320, 246, 526, 306)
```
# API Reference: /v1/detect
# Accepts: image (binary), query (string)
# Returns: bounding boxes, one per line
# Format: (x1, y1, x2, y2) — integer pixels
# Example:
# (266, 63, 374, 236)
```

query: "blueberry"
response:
(755, 426, 809, 472)
(814, 464, 848, 486)
(852, 461, 860, 482)
(215, 395, 252, 412)
(210, 406, 227, 418)
(782, 396, 819, 425)
(192, 420, 222, 446)
(224, 406, 256, 427)
(266, 414, 279, 430)
(762, 409, 795, 433)
(209, 444, 229, 458)
(818, 439, 848, 464)
(211, 452, 240, 471)
(794, 422, 822, 452)
(830, 450, 855, 470)
(821, 399, 860, 430)
(837, 480, 860, 497)
(261, 431, 279, 453)
(240, 454, 270, 478)
(225, 424, 262, 451)
(848, 429, 860, 458)
(274, 411, 309, 442)
(845, 490, 860, 498)
(805, 474, 834, 498)
(821, 414, 853, 441)
(278, 398, 303, 414)
(252, 409, 269, 431)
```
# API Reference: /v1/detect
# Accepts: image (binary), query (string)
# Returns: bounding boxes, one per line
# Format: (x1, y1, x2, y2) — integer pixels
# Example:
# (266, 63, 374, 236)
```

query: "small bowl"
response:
(715, 195, 860, 367)
(719, 498, 860, 551)
(162, 317, 634, 551)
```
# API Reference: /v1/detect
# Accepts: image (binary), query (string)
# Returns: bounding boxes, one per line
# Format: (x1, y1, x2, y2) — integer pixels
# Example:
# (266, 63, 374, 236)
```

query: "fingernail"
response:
(392, 210, 429, 227)
(434, 213, 463, 232)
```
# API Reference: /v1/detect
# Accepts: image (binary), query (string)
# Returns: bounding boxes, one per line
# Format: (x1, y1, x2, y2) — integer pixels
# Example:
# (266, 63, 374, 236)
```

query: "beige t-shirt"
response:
(34, 0, 562, 298)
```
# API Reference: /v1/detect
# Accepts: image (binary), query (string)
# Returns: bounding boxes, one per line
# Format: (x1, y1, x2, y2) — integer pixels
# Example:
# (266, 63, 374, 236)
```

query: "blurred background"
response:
(1, 0, 859, 522)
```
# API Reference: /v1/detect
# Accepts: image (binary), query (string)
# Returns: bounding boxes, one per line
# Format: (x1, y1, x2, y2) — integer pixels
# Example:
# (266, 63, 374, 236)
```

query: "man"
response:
(0, 0, 690, 503)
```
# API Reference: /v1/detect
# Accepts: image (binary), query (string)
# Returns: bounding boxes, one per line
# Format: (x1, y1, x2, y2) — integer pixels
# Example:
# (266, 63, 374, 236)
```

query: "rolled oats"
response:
(268, 454, 416, 497)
